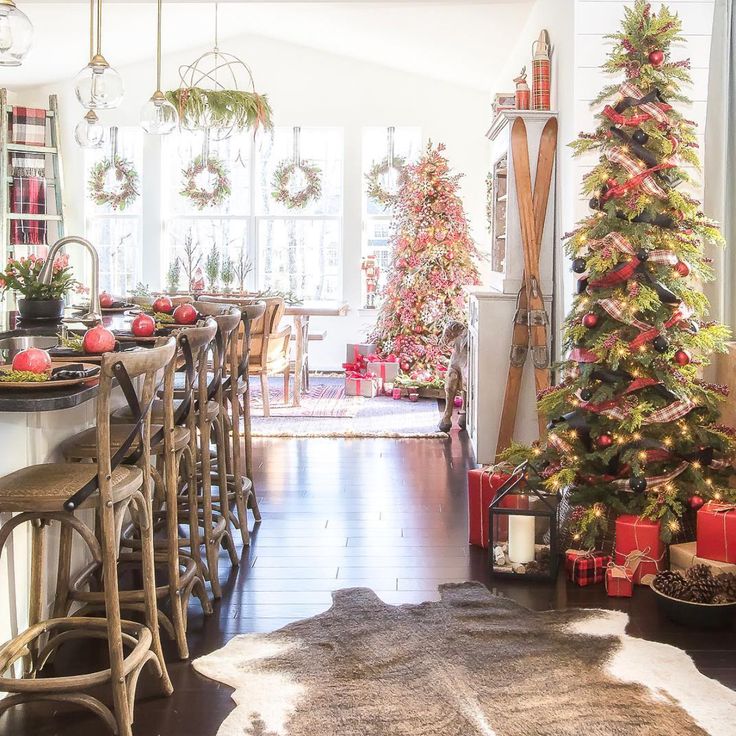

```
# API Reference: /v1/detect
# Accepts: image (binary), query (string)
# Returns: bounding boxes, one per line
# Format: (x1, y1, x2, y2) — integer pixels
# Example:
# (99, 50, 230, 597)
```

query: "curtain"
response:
(704, 0, 736, 329)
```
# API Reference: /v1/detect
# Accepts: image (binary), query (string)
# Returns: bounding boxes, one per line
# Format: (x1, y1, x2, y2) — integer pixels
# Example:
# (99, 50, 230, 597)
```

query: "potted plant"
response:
(221, 255, 234, 293)
(166, 259, 181, 294)
(0, 253, 78, 320)
(204, 243, 220, 292)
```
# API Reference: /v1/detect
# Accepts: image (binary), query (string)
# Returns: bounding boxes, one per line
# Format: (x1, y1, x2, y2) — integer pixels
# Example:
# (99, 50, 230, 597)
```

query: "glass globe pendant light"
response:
(74, 109, 105, 148)
(0, 0, 33, 67)
(74, 0, 123, 109)
(140, 0, 178, 134)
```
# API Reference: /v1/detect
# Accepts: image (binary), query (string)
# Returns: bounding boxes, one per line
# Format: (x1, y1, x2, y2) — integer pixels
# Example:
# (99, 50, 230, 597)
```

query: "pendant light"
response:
(140, 0, 178, 134)
(0, 0, 33, 67)
(74, 109, 105, 149)
(74, 0, 123, 109)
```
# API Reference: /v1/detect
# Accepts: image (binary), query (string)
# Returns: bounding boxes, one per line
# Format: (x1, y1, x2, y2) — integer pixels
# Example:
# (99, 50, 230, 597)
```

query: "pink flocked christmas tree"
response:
(370, 142, 481, 383)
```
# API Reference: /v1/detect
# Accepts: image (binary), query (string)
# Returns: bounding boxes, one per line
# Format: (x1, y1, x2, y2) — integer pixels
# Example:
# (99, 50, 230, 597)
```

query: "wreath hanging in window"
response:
(87, 128, 139, 211)
(180, 154, 231, 210)
(271, 127, 322, 210)
(365, 155, 407, 208)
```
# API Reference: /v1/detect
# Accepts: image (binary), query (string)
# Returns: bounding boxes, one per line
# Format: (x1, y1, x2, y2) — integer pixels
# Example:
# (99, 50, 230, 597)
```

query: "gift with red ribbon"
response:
(367, 355, 399, 386)
(467, 467, 529, 548)
(696, 502, 736, 564)
(614, 515, 664, 585)
(605, 561, 634, 597)
(345, 370, 380, 398)
(565, 549, 611, 587)
(346, 343, 377, 364)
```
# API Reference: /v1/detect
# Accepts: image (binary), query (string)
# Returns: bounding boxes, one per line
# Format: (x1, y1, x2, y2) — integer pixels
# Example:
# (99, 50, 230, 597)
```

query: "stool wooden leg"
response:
(214, 415, 238, 568)
(200, 415, 222, 599)
(166, 446, 189, 660)
(52, 523, 73, 619)
(260, 373, 270, 417)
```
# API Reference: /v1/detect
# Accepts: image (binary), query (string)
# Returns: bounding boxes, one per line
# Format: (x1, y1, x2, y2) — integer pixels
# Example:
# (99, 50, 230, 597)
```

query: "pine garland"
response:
(165, 88, 273, 133)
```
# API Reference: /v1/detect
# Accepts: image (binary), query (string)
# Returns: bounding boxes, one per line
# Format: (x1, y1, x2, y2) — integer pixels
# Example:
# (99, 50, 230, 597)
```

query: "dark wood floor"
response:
(3, 431, 736, 735)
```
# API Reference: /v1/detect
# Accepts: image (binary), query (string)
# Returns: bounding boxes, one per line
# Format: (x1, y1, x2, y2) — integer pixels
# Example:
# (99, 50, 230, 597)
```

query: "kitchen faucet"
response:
(39, 236, 102, 324)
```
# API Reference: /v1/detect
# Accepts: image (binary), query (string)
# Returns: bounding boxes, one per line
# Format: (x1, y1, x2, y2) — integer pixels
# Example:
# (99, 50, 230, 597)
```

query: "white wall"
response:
(12, 31, 491, 369)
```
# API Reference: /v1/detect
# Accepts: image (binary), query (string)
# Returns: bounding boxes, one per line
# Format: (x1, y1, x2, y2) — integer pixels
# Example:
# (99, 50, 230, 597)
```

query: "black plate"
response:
(651, 580, 736, 629)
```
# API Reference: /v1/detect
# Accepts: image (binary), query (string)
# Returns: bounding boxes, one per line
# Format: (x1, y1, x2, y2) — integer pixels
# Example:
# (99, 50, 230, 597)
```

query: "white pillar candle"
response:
(508, 514, 535, 563)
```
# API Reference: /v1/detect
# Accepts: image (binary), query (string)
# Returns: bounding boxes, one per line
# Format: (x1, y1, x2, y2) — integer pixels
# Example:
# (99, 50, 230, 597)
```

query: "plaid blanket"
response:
(10, 106, 48, 246)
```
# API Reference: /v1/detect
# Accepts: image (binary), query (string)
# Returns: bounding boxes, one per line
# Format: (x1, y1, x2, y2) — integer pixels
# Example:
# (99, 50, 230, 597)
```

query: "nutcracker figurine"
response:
(362, 255, 380, 309)
(514, 67, 530, 110)
(532, 29, 551, 111)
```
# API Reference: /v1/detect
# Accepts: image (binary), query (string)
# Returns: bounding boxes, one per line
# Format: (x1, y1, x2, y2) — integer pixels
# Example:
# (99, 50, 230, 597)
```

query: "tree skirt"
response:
(250, 377, 449, 438)
(193, 583, 736, 736)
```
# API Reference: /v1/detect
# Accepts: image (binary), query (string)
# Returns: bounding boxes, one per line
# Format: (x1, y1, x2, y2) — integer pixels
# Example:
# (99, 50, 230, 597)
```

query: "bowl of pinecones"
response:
(651, 566, 736, 629)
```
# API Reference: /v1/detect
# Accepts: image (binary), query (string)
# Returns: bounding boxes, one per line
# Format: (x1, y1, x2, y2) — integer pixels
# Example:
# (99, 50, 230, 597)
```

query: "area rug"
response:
(193, 582, 736, 736)
(250, 378, 360, 419)
(250, 376, 448, 438)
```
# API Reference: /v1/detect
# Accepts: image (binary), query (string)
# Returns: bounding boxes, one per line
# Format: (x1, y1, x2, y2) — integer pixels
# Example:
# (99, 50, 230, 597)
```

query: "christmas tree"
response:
(370, 142, 480, 380)
(504, 0, 735, 546)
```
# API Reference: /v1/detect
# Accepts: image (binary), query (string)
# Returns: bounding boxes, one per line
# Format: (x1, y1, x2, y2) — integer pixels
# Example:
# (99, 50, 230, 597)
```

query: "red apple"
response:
(173, 303, 198, 325)
(12, 347, 52, 374)
(82, 324, 116, 354)
(99, 292, 115, 308)
(152, 296, 174, 314)
(132, 313, 156, 337)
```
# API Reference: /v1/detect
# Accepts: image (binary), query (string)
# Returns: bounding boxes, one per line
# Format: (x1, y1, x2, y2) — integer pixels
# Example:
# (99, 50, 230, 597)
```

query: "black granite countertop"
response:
(0, 309, 134, 413)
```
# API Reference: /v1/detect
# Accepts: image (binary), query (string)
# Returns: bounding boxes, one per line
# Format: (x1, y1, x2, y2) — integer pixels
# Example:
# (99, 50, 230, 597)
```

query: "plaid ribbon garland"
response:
(598, 298, 652, 332)
(584, 233, 678, 266)
(605, 148, 668, 199)
(644, 398, 696, 425)
(610, 461, 689, 490)
(548, 432, 574, 454)
(619, 82, 672, 124)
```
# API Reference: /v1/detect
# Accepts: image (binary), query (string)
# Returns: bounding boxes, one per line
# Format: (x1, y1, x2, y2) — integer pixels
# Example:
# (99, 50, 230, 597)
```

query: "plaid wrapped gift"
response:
(565, 549, 611, 587)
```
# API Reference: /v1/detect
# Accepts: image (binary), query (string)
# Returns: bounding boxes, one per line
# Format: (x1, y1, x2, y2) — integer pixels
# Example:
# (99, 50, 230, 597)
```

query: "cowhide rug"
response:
(193, 582, 736, 736)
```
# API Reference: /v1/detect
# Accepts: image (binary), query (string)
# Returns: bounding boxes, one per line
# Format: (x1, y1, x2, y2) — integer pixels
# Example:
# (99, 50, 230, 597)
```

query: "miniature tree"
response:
(204, 242, 220, 291)
(178, 229, 201, 293)
(165, 259, 181, 294)
(370, 142, 480, 378)
(503, 0, 734, 545)
(221, 255, 234, 293)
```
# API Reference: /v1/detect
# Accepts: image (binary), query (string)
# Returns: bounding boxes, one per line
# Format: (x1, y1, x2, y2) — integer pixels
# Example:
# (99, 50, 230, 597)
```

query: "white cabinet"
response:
(467, 111, 557, 464)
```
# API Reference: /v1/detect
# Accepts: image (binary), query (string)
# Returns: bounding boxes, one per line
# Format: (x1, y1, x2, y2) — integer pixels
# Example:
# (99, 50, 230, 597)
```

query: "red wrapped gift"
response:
(565, 549, 610, 587)
(467, 467, 528, 548)
(605, 563, 634, 597)
(614, 515, 664, 585)
(696, 502, 736, 564)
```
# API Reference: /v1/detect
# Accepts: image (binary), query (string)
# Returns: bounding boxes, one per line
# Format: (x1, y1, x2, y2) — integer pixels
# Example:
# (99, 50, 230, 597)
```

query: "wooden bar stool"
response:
(59, 331, 213, 660)
(200, 298, 265, 545)
(0, 339, 176, 736)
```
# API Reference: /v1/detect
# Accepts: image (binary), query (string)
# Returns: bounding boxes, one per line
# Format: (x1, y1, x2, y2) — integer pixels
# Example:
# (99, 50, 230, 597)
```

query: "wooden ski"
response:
(496, 116, 557, 455)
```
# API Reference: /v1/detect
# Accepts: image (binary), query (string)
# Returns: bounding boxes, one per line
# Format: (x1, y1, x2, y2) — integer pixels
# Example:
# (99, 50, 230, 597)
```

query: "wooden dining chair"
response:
(0, 339, 176, 736)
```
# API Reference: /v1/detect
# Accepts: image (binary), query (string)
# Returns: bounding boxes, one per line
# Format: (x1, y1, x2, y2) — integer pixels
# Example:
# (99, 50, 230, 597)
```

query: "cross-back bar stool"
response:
(59, 329, 214, 660)
(0, 338, 176, 736)
(200, 297, 265, 545)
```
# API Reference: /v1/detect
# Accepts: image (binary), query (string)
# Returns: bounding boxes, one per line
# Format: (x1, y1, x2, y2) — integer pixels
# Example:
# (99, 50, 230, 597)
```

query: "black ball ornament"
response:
(572, 258, 587, 274)
(636, 249, 649, 262)
(629, 475, 648, 493)
(633, 129, 649, 145)
(577, 278, 589, 295)
(589, 197, 601, 211)
(580, 388, 594, 402)
(653, 335, 669, 353)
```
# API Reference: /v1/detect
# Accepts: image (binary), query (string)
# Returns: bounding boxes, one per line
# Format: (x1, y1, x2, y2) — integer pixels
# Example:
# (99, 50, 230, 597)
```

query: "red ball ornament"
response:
(132, 313, 156, 337)
(400, 361, 410, 371)
(648, 49, 665, 67)
(413, 325, 423, 334)
(675, 261, 690, 277)
(12, 347, 52, 374)
(582, 312, 599, 329)
(688, 495, 705, 511)
(674, 349, 691, 366)
(595, 432, 613, 449)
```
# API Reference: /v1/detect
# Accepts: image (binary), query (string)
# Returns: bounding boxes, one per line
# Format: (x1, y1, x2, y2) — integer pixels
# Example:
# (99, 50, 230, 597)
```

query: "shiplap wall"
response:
(562, 0, 715, 314)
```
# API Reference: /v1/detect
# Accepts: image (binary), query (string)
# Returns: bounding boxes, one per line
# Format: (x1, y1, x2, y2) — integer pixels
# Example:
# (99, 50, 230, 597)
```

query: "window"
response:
(361, 127, 422, 303)
(255, 127, 344, 300)
(162, 130, 252, 292)
(84, 128, 143, 295)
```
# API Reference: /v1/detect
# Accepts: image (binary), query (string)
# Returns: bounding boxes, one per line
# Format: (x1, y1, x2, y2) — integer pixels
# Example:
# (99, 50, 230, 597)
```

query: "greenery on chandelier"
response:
(165, 88, 273, 134)
(501, 0, 735, 546)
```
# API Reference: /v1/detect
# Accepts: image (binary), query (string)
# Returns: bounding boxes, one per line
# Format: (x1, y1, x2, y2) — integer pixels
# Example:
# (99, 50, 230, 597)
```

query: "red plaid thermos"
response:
(532, 30, 551, 111)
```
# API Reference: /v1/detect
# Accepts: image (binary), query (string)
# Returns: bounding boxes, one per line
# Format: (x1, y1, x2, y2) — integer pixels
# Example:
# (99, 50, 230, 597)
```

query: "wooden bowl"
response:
(651, 580, 736, 630)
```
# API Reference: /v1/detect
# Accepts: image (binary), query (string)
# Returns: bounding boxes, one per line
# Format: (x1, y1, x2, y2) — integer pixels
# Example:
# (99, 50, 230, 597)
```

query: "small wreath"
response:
(88, 156, 139, 211)
(181, 155, 231, 210)
(365, 155, 407, 208)
(271, 160, 322, 209)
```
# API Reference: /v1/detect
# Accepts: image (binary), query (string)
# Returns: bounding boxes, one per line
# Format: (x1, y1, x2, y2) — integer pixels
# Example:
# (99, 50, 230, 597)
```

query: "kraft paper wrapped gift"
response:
(345, 374, 380, 398)
(670, 541, 736, 577)
(367, 359, 400, 385)
(346, 343, 377, 364)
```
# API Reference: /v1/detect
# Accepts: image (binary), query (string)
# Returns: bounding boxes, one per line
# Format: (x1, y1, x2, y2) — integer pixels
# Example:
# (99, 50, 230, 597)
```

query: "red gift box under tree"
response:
(614, 514, 664, 585)
(565, 549, 610, 587)
(696, 502, 736, 564)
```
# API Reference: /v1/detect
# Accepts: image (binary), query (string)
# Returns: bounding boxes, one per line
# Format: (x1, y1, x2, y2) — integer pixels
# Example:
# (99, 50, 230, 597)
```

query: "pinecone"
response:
(711, 593, 733, 605)
(717, 572, 736, 602)
(653, 570, 691, 600)
(689, 576, 721, 604)
(686, 563, 714, 585)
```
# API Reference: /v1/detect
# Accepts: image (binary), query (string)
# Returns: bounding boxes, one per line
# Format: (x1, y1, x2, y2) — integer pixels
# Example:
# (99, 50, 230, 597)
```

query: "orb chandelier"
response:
(73, 0, 123, 110)
(0, 0, 33, 67)
(140, 0, 178, 134)
(74, 109, 105, 149)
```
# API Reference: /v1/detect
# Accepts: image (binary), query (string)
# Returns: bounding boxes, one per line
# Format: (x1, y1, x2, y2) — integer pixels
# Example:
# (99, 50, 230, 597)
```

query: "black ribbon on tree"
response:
(613, 88, 665, 114)
(609, 126, 682, 189)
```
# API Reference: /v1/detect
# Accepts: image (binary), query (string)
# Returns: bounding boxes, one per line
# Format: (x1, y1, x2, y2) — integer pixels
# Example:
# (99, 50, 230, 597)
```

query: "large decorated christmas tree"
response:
(370, 142, 480, 381)
(504, 0, 735, 546)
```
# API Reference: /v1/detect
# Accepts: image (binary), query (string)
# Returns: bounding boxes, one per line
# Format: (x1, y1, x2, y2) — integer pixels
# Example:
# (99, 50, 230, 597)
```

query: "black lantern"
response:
(488, 461, 560, 582)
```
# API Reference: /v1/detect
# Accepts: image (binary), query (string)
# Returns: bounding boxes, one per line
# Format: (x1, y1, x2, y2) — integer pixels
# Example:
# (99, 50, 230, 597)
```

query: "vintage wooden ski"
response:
(496, 116, 557, 455)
